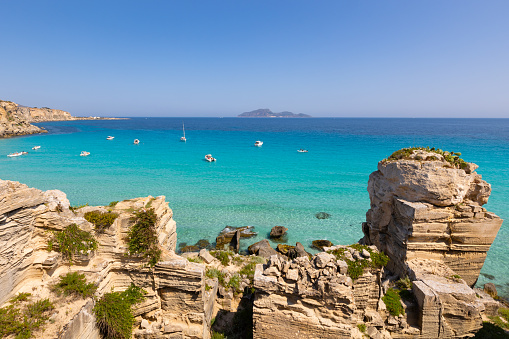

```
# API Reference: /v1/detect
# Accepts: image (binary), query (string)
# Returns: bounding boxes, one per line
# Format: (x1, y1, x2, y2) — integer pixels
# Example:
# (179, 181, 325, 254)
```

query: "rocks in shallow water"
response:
(216, 225, 257, 250)
(315, 212, 331, 219)
(195, 239, 211, 249)
(311, 240, 333, 251)
(180, 245, 199, 253)
(276, 244, 294, 255)
(484, 283, 498, 298)
(287, 242, 310, 259)
(179, 239, 211, 253)
(248, 239, 278, 259)
(269, 226, 288, 239)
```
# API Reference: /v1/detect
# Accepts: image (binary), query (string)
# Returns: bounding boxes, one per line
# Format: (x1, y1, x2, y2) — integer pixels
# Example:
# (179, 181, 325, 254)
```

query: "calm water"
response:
(1, 118, 508, 296)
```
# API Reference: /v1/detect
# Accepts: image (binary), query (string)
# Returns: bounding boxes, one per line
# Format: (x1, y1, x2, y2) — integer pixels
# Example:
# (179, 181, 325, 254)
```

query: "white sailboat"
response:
(180, 123, 186, 142)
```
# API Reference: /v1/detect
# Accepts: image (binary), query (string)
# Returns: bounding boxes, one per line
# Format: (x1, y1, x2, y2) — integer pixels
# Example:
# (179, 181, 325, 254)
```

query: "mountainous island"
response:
(238, 108, 311, 118)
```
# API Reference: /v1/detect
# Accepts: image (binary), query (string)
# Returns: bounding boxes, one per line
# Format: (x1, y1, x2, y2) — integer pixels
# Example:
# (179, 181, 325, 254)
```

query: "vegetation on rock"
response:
(327, 244, 389, 280)
(0, 294, 54, 339)
(93, 284, 146, 339)
(210, 250, 234, 266)
(84, 210, 118, 232)
(47, 223, 98, 264)
(474, 321, 509, 338)
(126, 208, 161, 266)
(69, 203, 89, 213)
(382, 288, 404, 316)
(52, 271, 97, 298)
(385, 147, 469, 170)
(206, 268, 226, 286)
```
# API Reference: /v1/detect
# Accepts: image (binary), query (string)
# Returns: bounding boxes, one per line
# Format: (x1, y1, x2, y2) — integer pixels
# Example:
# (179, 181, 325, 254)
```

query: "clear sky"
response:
(1, 1, 508, 117)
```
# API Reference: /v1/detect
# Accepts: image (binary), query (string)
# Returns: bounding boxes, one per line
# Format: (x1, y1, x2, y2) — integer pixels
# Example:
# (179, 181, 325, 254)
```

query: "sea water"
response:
(0, 118, 508, 296)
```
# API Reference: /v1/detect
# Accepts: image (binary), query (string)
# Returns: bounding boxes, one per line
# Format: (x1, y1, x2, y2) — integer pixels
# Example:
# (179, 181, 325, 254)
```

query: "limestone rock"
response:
(311, 239, 333, 251)
(248, 239, 278, 259)
(269, 225, 288, 239)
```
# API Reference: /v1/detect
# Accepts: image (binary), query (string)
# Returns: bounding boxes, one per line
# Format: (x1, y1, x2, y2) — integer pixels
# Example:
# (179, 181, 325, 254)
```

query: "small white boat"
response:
(204, 154, 216, 162)
(254, 141, 263, 147)
(134, 139, 140, 145)
(297, 149, 308, 153)
(80, 151, 90, 156)
(7, 152, 22, 157)
(32, 146, 41, 150)
(106, 136, 114, 140)
(180, 123, 186, 142)
(21, 151, 28, 155)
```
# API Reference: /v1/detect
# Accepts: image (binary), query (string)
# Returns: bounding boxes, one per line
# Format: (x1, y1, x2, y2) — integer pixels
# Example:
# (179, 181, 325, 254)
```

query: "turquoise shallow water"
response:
(1, 118, 508, 296)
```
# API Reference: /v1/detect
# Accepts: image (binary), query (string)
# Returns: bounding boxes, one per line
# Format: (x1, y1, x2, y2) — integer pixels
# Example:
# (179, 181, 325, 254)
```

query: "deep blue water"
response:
(1, 118, 507, 295)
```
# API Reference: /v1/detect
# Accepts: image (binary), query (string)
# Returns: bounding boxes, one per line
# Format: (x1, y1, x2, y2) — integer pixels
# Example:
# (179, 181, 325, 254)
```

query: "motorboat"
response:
(21, 151, 28, 155)
(80, 151, 91, 156)
(204, 154, 216, 162)
(106, 136, 114, 140)
(254, 141, 263, 147)
(180, 123, 186, 142)
(32, 146, 41, 150)
(7, 152, 22, 157)
(297, 149, 308, 153)
(134, 139, 140, 144)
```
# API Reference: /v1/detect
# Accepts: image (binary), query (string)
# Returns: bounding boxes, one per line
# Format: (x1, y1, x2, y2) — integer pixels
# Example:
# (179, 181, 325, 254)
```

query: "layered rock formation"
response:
(362, 148, 503, 337)
(0, 179, 215, 338)
(0, 100, 73, 137)
(253, 248, 390, 338)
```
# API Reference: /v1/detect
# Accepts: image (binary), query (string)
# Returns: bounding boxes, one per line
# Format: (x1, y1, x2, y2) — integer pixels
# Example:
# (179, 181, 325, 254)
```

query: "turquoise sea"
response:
(1, 118, 508, 296)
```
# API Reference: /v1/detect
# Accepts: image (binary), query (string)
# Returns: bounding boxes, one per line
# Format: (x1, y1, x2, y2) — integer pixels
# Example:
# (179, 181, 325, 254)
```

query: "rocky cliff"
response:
(0, 179, 215, 338)
(0, 100, 73, 138)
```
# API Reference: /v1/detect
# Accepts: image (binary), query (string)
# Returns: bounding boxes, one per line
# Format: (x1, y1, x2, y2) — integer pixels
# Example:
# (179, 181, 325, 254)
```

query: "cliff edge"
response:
(0, 100, 73, 138)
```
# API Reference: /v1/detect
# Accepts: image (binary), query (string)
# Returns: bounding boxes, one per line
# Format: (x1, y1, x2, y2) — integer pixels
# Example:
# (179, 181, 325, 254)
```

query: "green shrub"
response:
(52, 272, 97, 298)
(383, 288, 404, 316)
(206, 268, 226, 286)
(499, 308, 509, 323)
(93, 284, 146, 339)
(84, 211, 118, 232)
(187, 256, 204, 263)
(48, 224, 98, 264)
(10, 292, 32, 303)
(126, 208, 161, 266)
(0, 298, 54, 339)
(357, 323, 366, 332)
(386, 147, 469, 170)
(396, 276, 413, 290)
(211, 331, 225, 339)
(346, 259, 370, 280)
(212, 250, 233, 266)
(109, 201, 119, 207)
(227, 274, 242, 293)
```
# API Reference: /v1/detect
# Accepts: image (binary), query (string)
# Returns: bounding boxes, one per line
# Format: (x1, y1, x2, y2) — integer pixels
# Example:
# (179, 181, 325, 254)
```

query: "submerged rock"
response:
(311, 240, 333, 251)
(315, 212, 331, 219)
(269, 226, 288, 239)
(248, 239, 278, 259)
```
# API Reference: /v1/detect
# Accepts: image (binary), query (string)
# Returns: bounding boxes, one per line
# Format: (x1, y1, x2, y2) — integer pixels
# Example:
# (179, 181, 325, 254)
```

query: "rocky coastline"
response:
(0, 147, 506, 338)
(0, 100, 124, 138)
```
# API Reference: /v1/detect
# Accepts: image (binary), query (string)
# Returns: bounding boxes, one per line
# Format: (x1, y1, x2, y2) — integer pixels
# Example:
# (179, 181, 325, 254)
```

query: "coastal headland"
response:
(238, 108, 311, 118)
(0, 99, 124, 138)
(0, 147, 506, 338)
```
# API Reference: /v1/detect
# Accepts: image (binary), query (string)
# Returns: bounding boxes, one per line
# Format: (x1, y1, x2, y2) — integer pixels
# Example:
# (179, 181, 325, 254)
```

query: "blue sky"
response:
(1, 1, 508, 117)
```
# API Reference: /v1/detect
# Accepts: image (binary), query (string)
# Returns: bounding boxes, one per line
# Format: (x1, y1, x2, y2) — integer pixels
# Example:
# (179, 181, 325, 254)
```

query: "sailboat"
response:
(180, 123, 186, 142)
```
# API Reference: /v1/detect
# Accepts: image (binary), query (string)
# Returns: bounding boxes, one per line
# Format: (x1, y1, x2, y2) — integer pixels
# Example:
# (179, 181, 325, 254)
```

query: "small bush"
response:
(93, 284, 146, 339)
(53, 272, 97, 298)
(10, 292, 32, 303)
(328, 245, 389, 280)
(212, 250, 233, 266)
(211, 331, 225, 339)
(187, 256, 204, 264)
(357, 323, 366, 332)
(109, 201, 119, 207)
(0, 298, 54, 339)
(206, 268, 226, 286)
(227, 274, 242, 293)
(126, 208, 161, 266)
(48, 224, 98, 264)
(383, 288, 404, 316)
(84, 211, 118, 232)
(396, 276, 413, 290)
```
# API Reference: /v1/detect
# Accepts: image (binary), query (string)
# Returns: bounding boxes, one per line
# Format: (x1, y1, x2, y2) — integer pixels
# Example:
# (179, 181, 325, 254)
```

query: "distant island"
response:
(238, 108, 311, 118)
